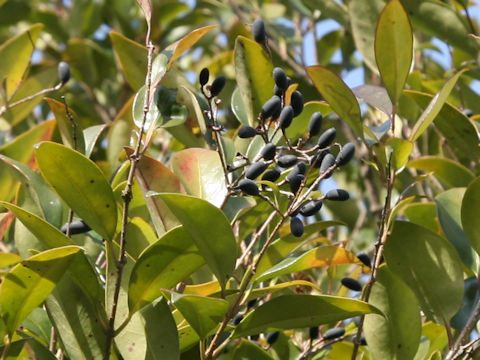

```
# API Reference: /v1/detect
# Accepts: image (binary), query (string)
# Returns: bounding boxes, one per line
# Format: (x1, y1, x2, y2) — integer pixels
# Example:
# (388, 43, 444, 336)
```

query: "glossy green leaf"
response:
(127, 148, 182, 236)
(409, 70, 466, 142)
(247, 280, 321, 299)
(128, 226, 204, 313)
(384, 221, 464, 324)
(169, 148, 227, 208)
(44, 97, 86, 154)
(436, 188, 477, 271)
(121, 217, 157, 260)
(107, 97, 134, 172)
(65, 38, 107, 88)
(165, 25, 217, 70)
(462, 177, 480, 257)
(153, 194, 236, 290)
(232, 294, 382, 338)
(352, 84, 392, 115)
(35, 141, 117, 239)
(234, 36, 275, 125)
(110, 31, 147, 91)
(306, 66, 362, 137)
(132, 84, 160, 130)
(0, 23, 43, 99)
(0, 252, 21, 268)
(231, 87, 249, 126)
(403, 202, 439, 233)
(256, 246, 359, 282)
(171, 292, 229, 339)
(83, 124, 109, 158)
(0, 246, 81, 337)
(386, 138, 413, 172)
(45, 274, 106, 360)
(349, 0, 383, 74)
(177, 85, 208, 135)
(406, 90, 480, 162)
(256, 221, 344, 277)
(285, 101, 332, 140)
(375, 0, 412, 107)
(233, 340, 274, 360)
(364, 265, 421, 360)
(408, 157, 475, 188)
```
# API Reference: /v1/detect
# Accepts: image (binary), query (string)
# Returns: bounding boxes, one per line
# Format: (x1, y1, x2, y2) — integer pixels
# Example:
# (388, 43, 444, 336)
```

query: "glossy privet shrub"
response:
(0, 0, 479, 359)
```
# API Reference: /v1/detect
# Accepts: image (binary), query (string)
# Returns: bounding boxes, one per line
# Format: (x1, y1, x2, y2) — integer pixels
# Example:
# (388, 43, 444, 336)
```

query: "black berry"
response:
(323, 327, 345, 340)
(260, 142, 276, 160)
(261, 168, 281, 182)
(273, 67, 288, 90)
(245, 161, 268, 180)
(336, 143, 355, 167)
(61, 220, 90, 235)
(324, 189, 349, 201)
(236, 179, 259, 196)
(341, 277, 362, 291)
(308, 112, 323, 137)
(252, 19, 266, 43)
(238, 126, 257, 139)
(277, 154, 297, 168)
(58, 61, 71, 84)
(290, 90, 304, 117)
(290, 216, 304, 237)
(279, 105, 294, 129)
(199, 68, 209, 86)
(299, 200, 323, 217)
(261, 96, 282, 120)
(317, 128, 336, 148)
(210, 76, 226, 97)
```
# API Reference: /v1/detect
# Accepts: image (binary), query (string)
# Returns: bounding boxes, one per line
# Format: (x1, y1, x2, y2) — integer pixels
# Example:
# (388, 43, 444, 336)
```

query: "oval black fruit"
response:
(325, 189, 349, 201)
(309, 326, 319, 340)
(319, 153, 336, 177)
(341, 277, 362, 291)
(317, 128, 337, 148)
(245, 161, 268, 180)
(252, 19, 266, 43)
(273, 67, 288, 90)
(260, 142, 276, 160)
(233, 314, 244, 325)
(290, 90, 304, 117)
(288, 174, 304, 194)
(210, 76, 226, 97)
(290, 216, 304, 237)
(261, 96, 282, 119)
(274, 84, 283, 97)
(279, 105, 294, 129)
(308, 112, 323, 137)
(356, 252, 371, 268)
(238, 126, 257, 138)
(199, 68, 209, 86)
(61, 219, 90, 235)
(247, 298, 257, 309)
(236, 179, 259, 196)
(58, 61, 71, 84)
(323, 327, 345, 340)
(336, 142, 355, 166)
(310, 149, 330, 169)
(286, 162, 306, 182)
(277, 154, 297, 168)
(266, 331, 280, 345)
(261, 168, 281, 182)
(299, 200, 323, 217)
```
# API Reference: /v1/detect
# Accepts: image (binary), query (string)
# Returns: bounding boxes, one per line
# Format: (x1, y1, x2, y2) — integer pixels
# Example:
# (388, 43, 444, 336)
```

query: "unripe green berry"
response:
(336, 142, 355, 166)
(58, 61, 71, 84)
(199, 68, 209, 86)
(260, 142, 276, 160)
(277, 154, 297, 168)
(261, 96, 282, 119)
(317, 128, 336, 148)
(308, 112, 323, 137)
(273, 67, 288, 90)
(238, 126, 257, 138)
(210, 76, 226, 97)
(236, 179, 259, 196)
(245, 161, 268, 180)
(324, 189, 349, 201)
(290, 90, 304, 117)
(341, 277, 362, 291)
(252, 19, 266, 43)
(290, 216, 304, 237)
(323, 327, 345, 340)
(279, 105, 294, 129)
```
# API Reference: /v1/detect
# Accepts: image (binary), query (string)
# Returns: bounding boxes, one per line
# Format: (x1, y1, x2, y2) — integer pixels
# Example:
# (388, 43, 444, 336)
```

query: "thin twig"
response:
(446, 298, 480, 360)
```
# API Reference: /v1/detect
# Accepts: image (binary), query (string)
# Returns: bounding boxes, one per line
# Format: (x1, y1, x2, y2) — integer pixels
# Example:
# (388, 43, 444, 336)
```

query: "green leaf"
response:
(0, 246, 81, 337)
(462, 177, 480, 257)
(231, 87, 249, 126)
(255, 220, 344, 277)
(45, 274, 106, 360)
(408, 156, 475, 188)
(83, 124, 109, 158)
(255, 246, 359, 282)
(0, 23, 43, 99)
(233, 340, 274, 360)
(306, 66, 363, 137)
(35, 141, 117, 240)
(171, 293, 229, 340)
(384, 221, 464, 324)
(352, 84, 392, 115)
(364, 265, 421, 360)
(405, 90, 480, 162)
(153, 194, 236, 290)
(436, 188, 478, 271)
(232, 294, 382, 338)
(0, 252, 21, 268)
(386, 138, 413, 172)
(126, 148, 182, 236)
(128, 226, 204, 313)
(169, 148, 227, 208)
(110, 31, 147, 91)
(234, 36, 275, 126)
(348, 0, 384, 74)
(409, 70, 467, 142)
(132, 84, 160, 130)
(375, 0, 412, 107)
